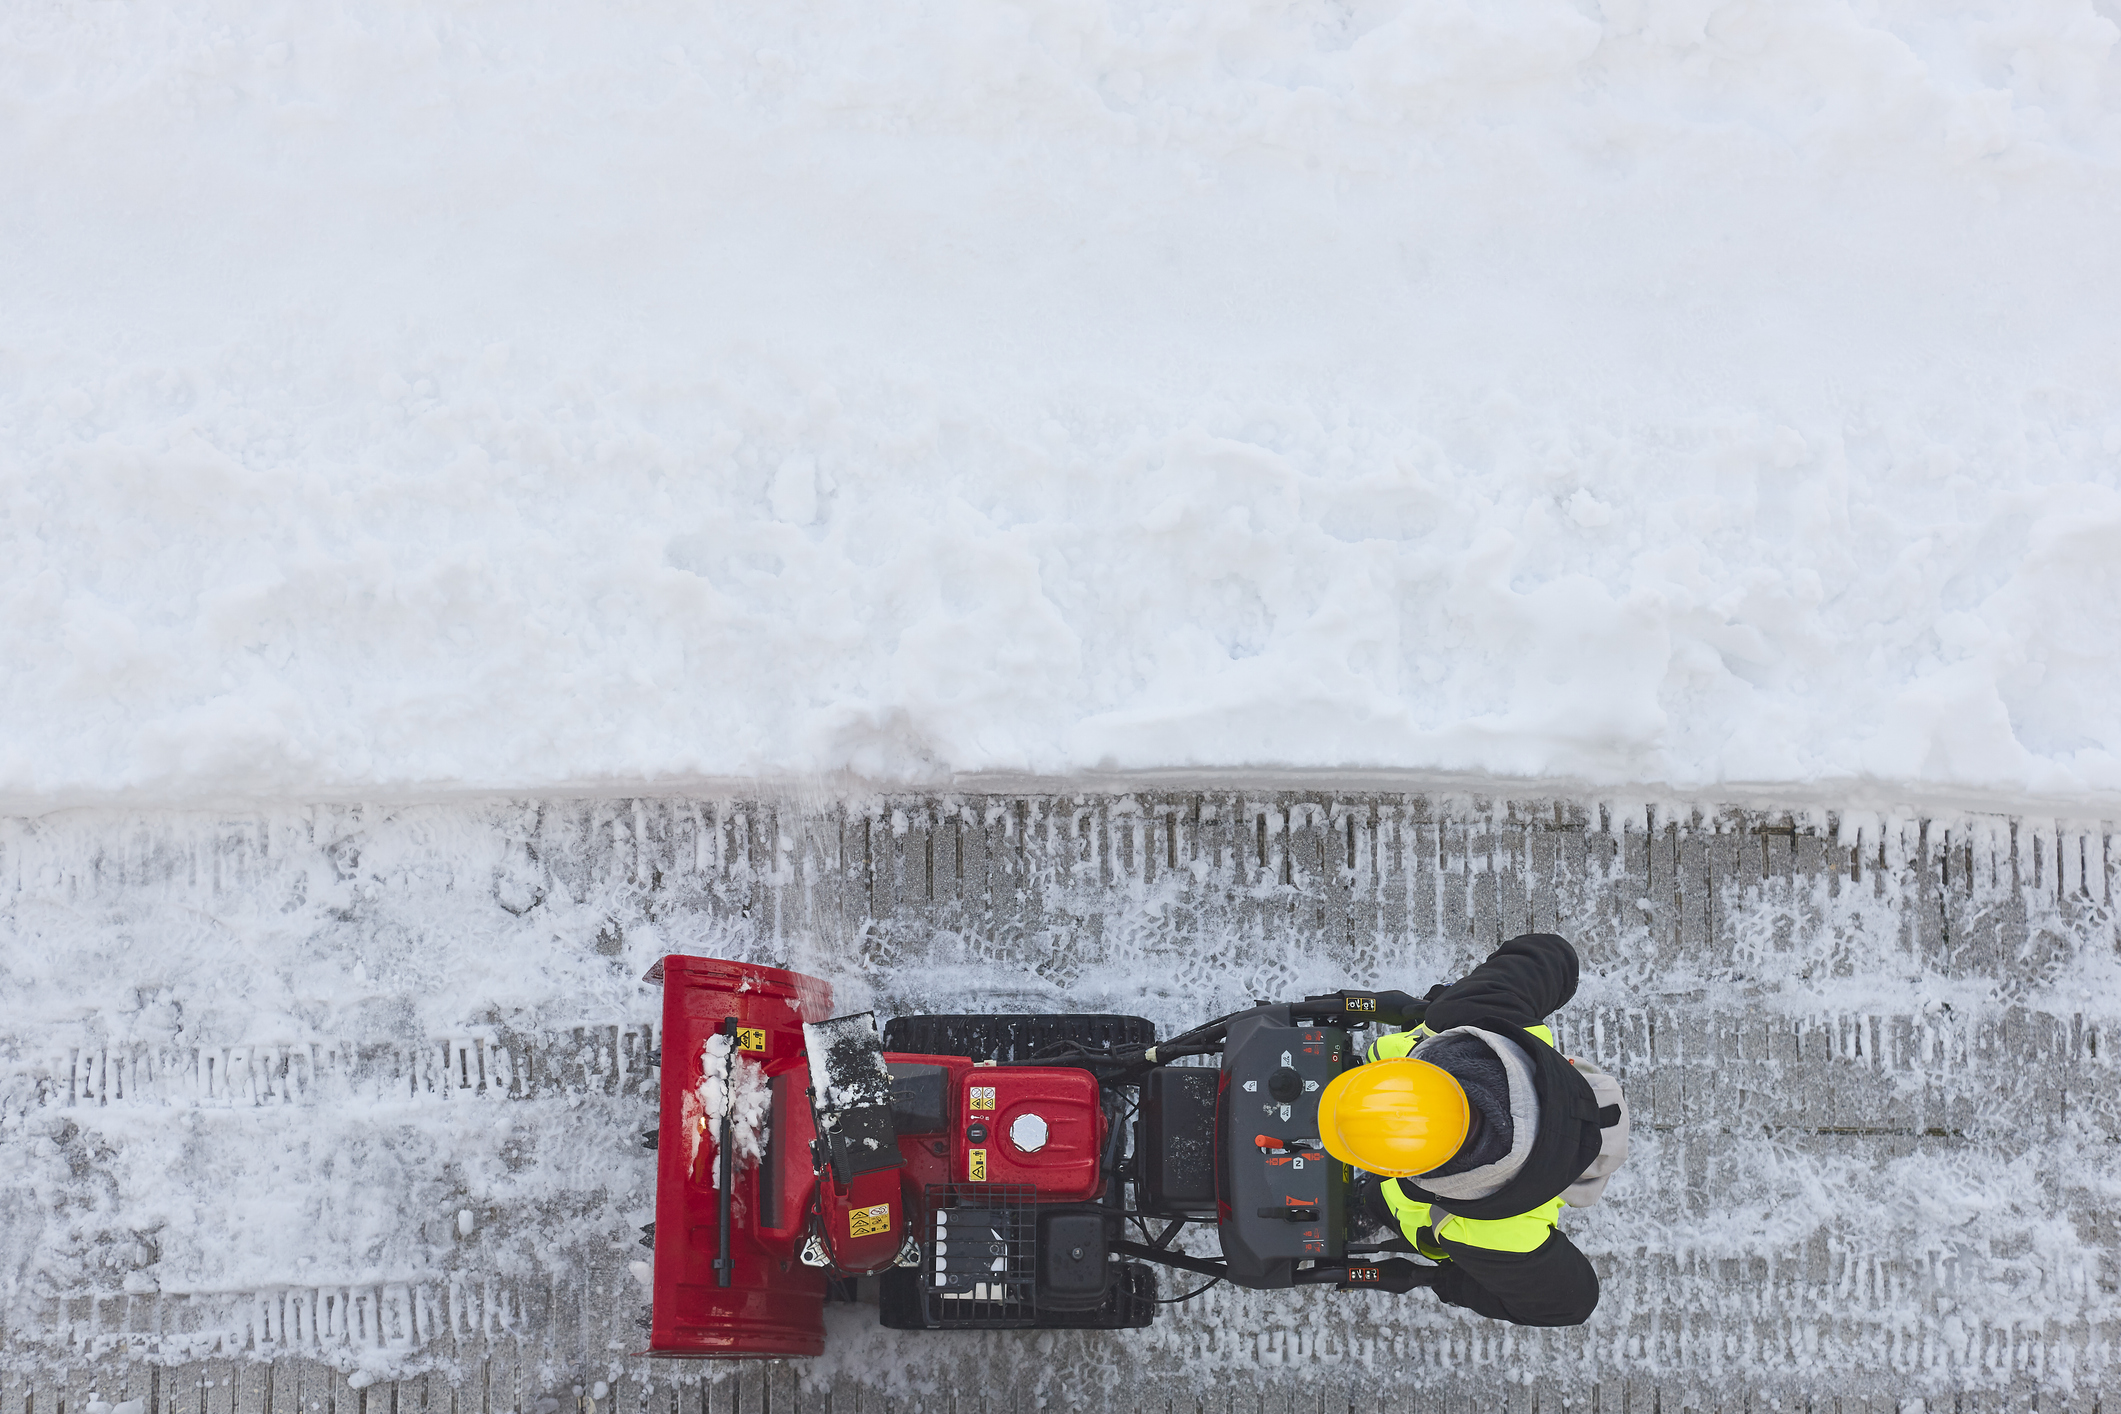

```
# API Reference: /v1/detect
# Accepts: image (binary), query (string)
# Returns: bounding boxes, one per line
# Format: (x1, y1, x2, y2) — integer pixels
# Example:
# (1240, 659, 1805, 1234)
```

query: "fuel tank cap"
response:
(1008, 1112, 1049, 1153)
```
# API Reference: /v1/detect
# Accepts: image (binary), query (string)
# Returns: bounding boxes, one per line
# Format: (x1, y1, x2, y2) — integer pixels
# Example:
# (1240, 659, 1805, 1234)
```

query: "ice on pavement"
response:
(4, 2, 2121, 816)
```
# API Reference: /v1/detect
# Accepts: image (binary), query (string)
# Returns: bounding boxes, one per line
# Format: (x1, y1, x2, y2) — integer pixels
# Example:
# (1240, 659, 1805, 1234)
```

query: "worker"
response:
(1319, 932, 1628, 1326)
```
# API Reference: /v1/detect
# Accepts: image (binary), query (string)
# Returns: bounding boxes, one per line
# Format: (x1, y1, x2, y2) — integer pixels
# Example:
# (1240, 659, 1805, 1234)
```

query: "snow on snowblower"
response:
(641, 953, 1426, 1357)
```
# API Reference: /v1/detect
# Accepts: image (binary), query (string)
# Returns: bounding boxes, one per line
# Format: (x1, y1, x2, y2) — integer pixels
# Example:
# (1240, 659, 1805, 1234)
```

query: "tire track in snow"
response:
(0, 793, 2115, 1405)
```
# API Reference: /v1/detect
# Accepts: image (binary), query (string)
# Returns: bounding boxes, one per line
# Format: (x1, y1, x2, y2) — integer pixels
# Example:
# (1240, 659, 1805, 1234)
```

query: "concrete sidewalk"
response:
(1, 794, 2114, 1411)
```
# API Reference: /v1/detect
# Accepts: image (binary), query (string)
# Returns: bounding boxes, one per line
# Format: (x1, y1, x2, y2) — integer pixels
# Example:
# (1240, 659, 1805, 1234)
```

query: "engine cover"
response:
(951, 1066, 1105, 1200)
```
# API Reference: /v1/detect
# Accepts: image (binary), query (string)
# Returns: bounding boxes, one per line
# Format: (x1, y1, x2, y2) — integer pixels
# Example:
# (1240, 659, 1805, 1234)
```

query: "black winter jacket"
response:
(1394, 933, 1604, 1327)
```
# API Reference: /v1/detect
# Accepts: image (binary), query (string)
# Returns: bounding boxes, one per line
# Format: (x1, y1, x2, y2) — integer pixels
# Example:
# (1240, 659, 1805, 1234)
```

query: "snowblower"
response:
(640, 953, 1428, 1357)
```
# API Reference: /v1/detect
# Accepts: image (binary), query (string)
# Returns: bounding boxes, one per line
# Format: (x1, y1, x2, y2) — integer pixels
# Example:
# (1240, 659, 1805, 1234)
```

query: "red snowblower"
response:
(641, 953, 1427, 1357)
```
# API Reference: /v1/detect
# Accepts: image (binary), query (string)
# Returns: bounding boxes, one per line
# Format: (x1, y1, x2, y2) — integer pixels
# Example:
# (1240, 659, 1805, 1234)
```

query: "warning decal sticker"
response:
(969, 1086, 996, 1110)
(849, 1203, 892, 1238)
(737, 1027, 766, 1053)
(968, 1148, 988, 1181)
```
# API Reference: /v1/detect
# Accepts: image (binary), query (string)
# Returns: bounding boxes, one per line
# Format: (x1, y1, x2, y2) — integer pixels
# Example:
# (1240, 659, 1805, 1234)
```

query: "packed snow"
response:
(4, 2, 2120, 815)
(802, 1014, 894, 1114)
(688, 1032, 771, 1184)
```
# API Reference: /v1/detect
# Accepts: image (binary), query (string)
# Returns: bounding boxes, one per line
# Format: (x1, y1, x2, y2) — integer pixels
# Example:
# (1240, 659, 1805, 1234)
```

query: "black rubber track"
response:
(881, 1013, 1155, 1062)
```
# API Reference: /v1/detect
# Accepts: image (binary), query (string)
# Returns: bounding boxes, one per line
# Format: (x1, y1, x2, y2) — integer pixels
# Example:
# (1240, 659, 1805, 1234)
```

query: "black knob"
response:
(967, 1122, 989, 1142)
(1268, 1066, 1303, 1103)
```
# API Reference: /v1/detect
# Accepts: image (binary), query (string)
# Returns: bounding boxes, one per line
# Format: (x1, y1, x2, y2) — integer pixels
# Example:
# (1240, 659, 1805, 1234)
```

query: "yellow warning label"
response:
(969, 1086, 996, 1110)
(737, 1027, 766, 1053)
(849, 1203, 892, 1238)
(1346, 995, 1377, 1012)
(968, 1148, 988, 1182)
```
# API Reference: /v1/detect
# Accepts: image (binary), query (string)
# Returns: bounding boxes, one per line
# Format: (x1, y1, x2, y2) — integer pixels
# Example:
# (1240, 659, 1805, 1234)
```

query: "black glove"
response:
(1341, 1258, 1442, 1293)
(1350, 1173, 1399, 1236)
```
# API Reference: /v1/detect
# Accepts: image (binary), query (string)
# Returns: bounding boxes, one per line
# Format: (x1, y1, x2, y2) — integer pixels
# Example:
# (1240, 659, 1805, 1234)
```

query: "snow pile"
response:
(688, 1033, 770, 1184)
(4, 1, 2121, 812)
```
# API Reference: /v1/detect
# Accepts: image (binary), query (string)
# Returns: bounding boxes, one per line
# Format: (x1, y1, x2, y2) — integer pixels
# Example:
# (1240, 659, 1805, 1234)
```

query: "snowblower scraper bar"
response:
(802, 1012, 905, 1184)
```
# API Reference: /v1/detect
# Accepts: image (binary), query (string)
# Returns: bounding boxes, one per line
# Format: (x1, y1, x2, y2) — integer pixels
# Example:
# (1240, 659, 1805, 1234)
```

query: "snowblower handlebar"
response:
(1287, 989, 1427, 1028)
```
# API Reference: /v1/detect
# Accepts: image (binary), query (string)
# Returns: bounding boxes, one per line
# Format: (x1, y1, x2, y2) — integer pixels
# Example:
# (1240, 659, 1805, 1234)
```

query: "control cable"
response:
(1149, 1275, 1224, 1304)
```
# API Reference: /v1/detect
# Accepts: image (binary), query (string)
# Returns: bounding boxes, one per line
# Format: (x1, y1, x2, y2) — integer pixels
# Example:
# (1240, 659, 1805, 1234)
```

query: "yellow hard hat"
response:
(1316, 1057, 1470, 1177)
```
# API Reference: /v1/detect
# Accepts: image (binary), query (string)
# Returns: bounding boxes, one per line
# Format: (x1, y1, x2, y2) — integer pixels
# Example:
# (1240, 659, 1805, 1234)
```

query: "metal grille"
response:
(921, 1184, 1037, 1328)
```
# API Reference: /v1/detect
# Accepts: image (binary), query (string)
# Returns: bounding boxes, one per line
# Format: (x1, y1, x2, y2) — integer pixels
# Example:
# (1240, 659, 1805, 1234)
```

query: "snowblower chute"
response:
(643, 954, 1428, 1356)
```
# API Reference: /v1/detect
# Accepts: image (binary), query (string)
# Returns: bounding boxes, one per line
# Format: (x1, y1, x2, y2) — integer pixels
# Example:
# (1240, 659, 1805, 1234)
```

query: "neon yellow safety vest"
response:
(1364, 1023, 1565, 1256)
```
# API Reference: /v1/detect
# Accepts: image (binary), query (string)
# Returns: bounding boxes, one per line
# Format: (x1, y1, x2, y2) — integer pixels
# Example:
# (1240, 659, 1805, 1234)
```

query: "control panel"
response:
(1217, 1012, 1350, 1286)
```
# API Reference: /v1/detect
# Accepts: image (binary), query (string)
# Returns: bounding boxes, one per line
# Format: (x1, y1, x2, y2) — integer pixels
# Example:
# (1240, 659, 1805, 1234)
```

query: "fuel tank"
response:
(944, 1062, 1107, 1200)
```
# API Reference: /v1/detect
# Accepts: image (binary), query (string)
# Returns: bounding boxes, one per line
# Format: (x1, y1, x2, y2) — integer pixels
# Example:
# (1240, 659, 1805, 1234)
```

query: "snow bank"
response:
(4, 1, 2120, 812)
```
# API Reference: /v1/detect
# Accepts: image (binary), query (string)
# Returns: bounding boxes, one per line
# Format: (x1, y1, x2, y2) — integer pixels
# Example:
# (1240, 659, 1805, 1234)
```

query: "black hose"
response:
(1100, 1093, 1136, 1181)
(1141, 1040, 1221, 1065)
(1149, 1276, 1223, 1304)
(1110, 1239, 1228, 1280)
